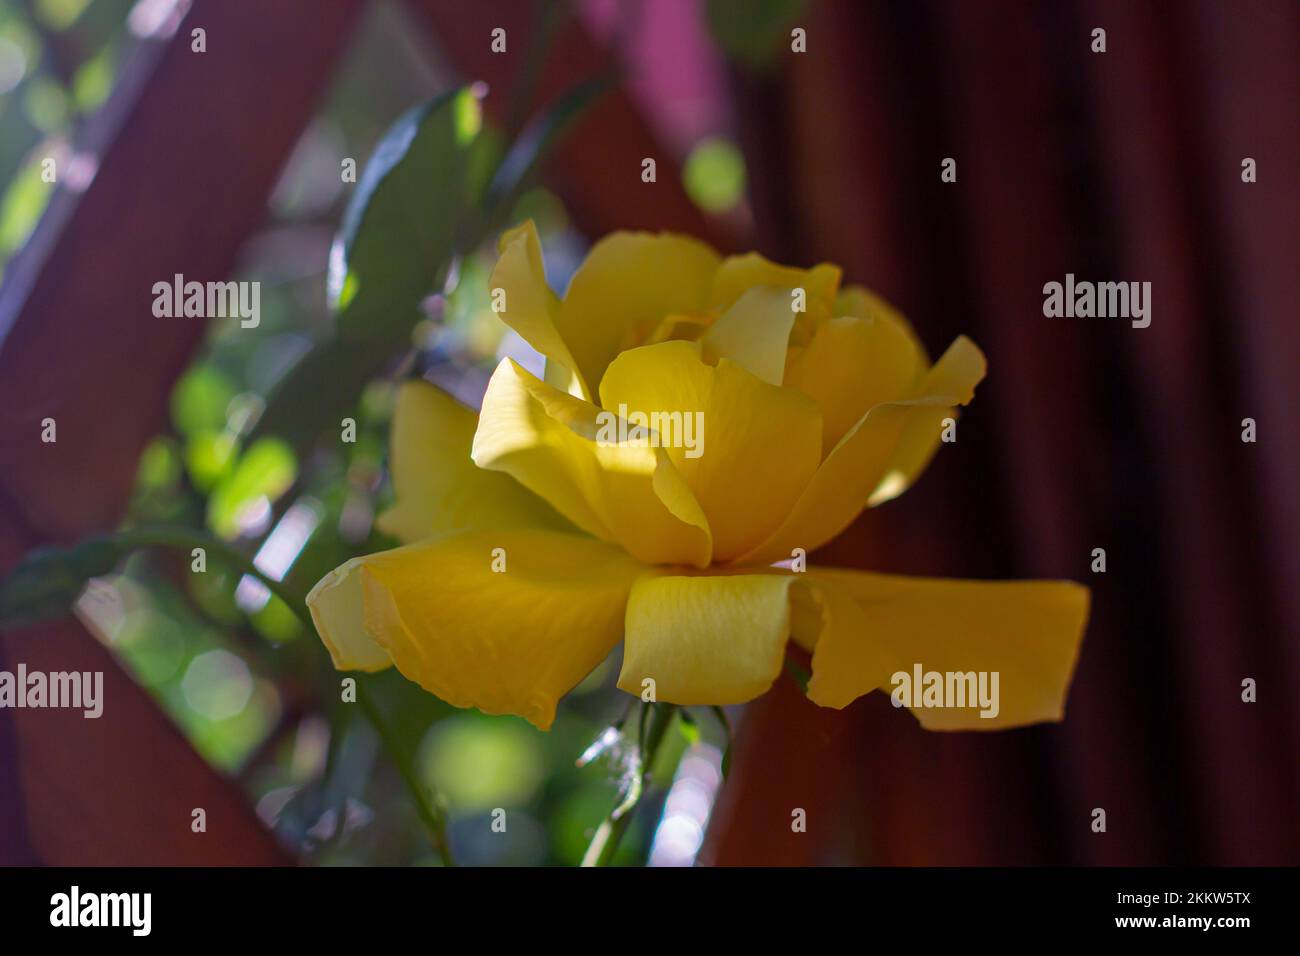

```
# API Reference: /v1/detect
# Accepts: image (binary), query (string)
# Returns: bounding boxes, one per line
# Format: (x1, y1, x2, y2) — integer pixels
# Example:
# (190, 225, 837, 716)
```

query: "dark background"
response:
(706, 0, 1298, 865)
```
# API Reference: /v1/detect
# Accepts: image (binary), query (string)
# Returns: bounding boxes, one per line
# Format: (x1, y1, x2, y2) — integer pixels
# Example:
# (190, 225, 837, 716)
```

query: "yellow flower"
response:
(307, 222, 1089, 731)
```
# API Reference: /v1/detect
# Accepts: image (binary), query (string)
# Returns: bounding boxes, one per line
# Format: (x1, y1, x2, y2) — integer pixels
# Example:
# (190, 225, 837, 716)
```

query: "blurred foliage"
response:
(250, 88, 486, 457)
(207, 438, 297, 539)
(1, 0, 738, 867)
(0, 0, 133, 280)
(683, 136, 746, 213)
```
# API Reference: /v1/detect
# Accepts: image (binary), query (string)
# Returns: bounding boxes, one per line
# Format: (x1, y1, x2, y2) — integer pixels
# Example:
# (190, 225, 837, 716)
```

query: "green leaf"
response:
(251, 79, 610, 457)
(0, 528, 303, 633)
(683, 137, 746, 213)
(678, 707, 700, 745)
(705, 0, 808, 72)
(252, 89, 485, 454)
(170, 365, 237, 436)
(709, 705, 733, 780)
(184, 429, 237, 492)
(136, 436, 182, 489)
(244, 332, 396, 459)
(329, 88, 483, 318)
(784, 655, 811, 693)
(0, 536, 121, 629)
(480, 76, 611, 233)
(207, 437, 297, 539)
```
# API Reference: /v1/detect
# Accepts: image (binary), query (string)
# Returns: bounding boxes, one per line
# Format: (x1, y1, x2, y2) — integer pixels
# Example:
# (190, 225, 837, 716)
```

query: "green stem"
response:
(581, 702, 678, 867)
(114, 526, 456, 865)
(503, 0, 569, 138)
(357, 687, 455, 866)
(116, 527, 309, 627)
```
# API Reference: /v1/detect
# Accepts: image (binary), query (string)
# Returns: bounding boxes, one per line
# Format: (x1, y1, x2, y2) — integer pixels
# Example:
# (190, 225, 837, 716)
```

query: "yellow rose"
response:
(307, 222, 1088, 731)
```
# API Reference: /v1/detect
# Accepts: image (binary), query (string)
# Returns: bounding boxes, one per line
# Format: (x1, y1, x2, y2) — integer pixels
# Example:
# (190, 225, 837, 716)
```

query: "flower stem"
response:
(581, 702, 678, 867)
(356, 687, 455, 866)
(116, 526, 307, 623)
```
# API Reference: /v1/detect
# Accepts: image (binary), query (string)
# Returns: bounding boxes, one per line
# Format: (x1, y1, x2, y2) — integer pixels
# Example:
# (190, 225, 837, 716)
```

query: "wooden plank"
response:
(0, 0, 364, 540)
(0, 0, 368, 864)
(3, 618, 293, 865)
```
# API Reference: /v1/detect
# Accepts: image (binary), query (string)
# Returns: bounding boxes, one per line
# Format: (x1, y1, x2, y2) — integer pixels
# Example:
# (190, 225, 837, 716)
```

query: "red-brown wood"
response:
(0, 0, 369, 865)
